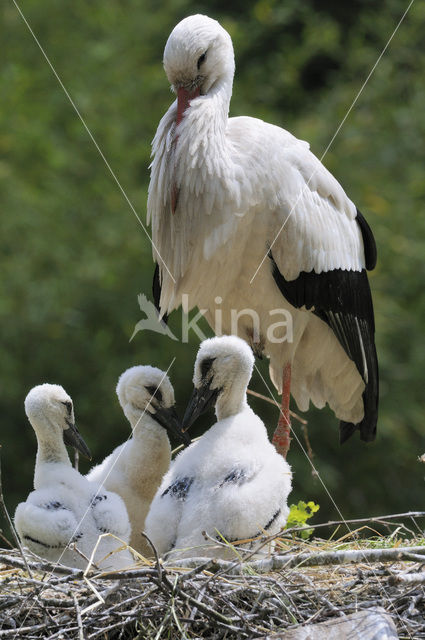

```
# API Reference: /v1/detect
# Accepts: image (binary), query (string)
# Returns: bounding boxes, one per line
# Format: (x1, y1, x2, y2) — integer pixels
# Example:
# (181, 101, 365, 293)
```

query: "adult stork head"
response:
(163, 14, 235, 126)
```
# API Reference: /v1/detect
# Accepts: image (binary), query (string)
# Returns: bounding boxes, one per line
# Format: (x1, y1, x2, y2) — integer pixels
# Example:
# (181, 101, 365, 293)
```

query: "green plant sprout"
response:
(286, 500, 320, 539)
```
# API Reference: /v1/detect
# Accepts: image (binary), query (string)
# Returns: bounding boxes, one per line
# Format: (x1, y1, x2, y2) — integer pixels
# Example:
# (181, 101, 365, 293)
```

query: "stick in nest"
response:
(0, 446, 33, 577)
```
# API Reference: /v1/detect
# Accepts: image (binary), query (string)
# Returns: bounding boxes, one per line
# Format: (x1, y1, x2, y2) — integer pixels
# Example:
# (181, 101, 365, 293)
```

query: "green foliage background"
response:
(1, 0, 424, 529)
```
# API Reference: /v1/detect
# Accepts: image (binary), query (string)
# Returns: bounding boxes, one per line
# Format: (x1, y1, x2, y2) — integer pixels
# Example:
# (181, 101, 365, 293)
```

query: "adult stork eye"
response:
(146, 385, 163, 403)
(197, 52, 207, 70)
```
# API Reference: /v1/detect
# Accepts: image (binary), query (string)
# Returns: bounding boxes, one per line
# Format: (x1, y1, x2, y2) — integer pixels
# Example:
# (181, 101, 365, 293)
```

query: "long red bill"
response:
(176, 86, 201, 126)
(172, 86, 201, 214)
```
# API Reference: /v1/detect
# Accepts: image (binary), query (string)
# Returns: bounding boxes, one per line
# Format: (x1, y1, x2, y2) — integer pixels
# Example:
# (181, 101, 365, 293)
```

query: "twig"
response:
(246, 389, 307, 424)
(266, 543, 425, 569)
(0, 447, 33, 577)
(73, 594, 85, 640)
(187, 583, 207, 624)
(95, 567, 157, 581)
(180, 558, 218, 579)
(0, 552, 84, 577)
(0, 530, 14, 549)
(278, 511, 425, 538)
(301, 423, 315, 466)
(69, 542, 101, 572)
(142, 531, 163, 585)
(169, 588, 240, 630)
(389, 572, 425, 585)
(0, 624, 52, 637)
(153, 567, 238, 629)
(170, 545, 425, 574)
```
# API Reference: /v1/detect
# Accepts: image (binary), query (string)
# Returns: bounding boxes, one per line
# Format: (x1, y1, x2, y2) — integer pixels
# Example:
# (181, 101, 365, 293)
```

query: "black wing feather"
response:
(269, 251, 378, 443)
(356, 208, 377, 270)
(152, 263, 168, 325)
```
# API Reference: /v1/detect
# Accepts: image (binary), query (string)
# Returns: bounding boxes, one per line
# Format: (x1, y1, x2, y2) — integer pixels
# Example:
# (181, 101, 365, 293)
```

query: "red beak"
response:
(171, 86, 201, 215)
(176, 86, 201, 126)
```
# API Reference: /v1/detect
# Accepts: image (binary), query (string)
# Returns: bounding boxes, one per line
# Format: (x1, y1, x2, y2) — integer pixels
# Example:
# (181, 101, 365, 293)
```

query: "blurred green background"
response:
(1, 0, 424, 535)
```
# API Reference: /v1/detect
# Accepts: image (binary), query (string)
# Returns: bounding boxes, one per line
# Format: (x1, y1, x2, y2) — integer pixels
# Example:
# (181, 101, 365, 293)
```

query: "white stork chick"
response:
(14, 384, 133, 570)
(148, 14, 379, 456)
(87, 366, 189, 555)
(145, 336, 292, 560)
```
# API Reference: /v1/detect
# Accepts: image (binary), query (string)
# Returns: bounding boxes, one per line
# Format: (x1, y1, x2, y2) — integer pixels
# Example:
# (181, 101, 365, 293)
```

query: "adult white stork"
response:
(148, 14, 378, 456)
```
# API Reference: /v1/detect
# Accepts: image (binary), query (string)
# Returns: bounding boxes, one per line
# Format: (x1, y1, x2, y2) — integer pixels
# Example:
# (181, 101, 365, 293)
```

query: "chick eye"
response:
(146, 385, 163, 403)
(61, 401, 72, 415)
(200, 357, 215, 379)
(197, 52, 207, 70)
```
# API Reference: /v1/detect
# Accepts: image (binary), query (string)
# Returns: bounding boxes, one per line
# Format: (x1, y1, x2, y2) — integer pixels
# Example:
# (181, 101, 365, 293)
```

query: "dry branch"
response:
(0, 448, 33, 577)
(276, 510, 425, 539)
(246, 389, 307, 424)
(389, 571, 425, 585)
(170, 545, 425, 574)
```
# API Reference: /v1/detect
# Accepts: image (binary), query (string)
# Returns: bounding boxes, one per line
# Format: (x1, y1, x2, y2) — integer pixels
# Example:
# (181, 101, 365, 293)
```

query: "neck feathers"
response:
(216, 390, 248, 422)
(148, 77, 241, 302)
(36, 434, 70, 467)
(130, 411, 167, 442)
(34, 427, 71, 489)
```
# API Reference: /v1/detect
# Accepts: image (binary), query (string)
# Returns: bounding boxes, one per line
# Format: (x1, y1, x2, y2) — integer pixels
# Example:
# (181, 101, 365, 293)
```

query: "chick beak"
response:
(63, 421, 92, 460)
(182, 382, 219, 432)
(152, 404, 190, 446)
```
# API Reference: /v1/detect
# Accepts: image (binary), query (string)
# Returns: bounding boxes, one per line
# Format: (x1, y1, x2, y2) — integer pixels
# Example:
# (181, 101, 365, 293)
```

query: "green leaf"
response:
(286, 500, 320, 539)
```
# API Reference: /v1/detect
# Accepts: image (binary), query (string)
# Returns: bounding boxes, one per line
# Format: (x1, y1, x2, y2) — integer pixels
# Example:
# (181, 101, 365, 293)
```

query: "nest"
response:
(1, 512, 425, 639)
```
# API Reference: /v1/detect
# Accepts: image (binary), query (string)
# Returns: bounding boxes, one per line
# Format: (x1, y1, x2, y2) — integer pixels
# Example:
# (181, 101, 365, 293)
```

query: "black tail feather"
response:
(356, 208, 377, 271)
(339, 421, 358, 444)
(339, 414, 377, 445)
(152, 263, 168, 325)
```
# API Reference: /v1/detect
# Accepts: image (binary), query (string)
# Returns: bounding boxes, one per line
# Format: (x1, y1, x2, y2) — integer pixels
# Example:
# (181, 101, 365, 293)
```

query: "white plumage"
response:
(145, 336, 292, 559)
(148, 14, 378, 451)
(14, 384, 133, 570)
(87, 366, 186, 556)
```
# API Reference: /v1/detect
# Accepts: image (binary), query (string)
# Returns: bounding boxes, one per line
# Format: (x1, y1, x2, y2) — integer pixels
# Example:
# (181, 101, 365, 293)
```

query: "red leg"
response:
(272, 364, 291, 458)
